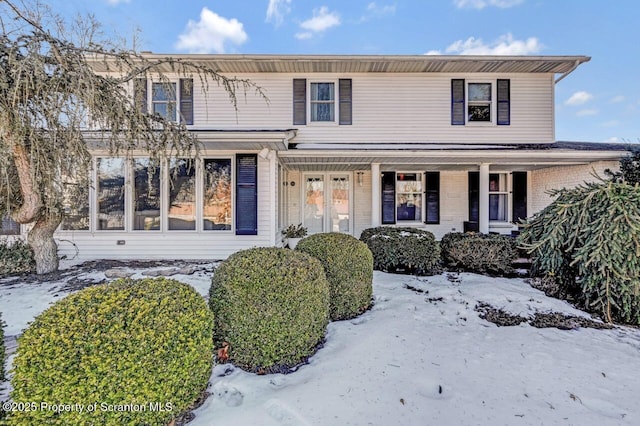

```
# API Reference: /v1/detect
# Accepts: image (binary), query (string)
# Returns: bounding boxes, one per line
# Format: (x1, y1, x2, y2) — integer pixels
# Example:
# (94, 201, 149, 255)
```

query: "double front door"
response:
(303, 173, 351, 234)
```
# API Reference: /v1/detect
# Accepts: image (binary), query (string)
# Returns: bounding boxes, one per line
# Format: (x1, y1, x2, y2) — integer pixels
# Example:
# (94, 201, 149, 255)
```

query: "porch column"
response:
(479, 163, 490, 234)
(371, 163, 381, 227)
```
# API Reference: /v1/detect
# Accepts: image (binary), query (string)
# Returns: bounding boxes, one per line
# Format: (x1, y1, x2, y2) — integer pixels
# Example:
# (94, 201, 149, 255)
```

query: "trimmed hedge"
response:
(9, 278, 213, 426)
(297, 233, 373, 321)
(440, 232, 517, 275)
(210, 247, 329, 372)
(360, 227, 440, 275)
(0, 239, 35, 278)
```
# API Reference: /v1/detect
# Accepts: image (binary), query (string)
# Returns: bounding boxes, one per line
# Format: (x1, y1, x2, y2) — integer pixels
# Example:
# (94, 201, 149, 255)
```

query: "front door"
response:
(303, 173, 351, 234)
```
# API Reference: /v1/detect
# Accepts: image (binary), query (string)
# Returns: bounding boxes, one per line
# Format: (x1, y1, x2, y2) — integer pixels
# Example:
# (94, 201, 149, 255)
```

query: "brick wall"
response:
(530, 161, 619, 213)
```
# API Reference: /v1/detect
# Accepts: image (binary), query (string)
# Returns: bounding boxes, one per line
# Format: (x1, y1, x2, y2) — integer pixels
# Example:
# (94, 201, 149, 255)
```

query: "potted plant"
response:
(282, 223, 307, 249)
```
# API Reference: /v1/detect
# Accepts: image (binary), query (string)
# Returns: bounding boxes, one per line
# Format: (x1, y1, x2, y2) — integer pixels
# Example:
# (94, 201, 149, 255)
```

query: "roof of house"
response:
(90, 54, 590, 76)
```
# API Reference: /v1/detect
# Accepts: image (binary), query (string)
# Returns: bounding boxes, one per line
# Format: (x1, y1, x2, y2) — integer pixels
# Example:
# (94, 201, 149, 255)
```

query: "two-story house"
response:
(4, 54, 627, 261)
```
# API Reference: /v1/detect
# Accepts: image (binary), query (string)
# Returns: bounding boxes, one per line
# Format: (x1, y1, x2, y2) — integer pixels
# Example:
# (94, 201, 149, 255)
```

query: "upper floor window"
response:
(134, 78, 194, 125)
(468, 83, 491, 122)
(293, 78, 352, 125)
(310, 83, 335, 122)
(452, 79, 510, 126)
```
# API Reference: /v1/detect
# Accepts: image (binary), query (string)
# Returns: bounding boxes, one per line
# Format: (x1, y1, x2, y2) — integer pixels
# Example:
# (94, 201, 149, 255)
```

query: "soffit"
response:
(89, 54, 590, 75)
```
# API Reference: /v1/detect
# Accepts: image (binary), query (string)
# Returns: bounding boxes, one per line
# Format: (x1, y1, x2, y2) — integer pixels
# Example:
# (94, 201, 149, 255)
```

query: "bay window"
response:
(133, 158, 161, 231)
(203, 159, 232, 231)
(168, 159, 196, 231)
(97, 158, 125, 230)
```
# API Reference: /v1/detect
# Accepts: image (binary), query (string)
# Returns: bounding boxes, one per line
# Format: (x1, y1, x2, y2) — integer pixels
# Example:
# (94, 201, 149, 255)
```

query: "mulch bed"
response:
(475, 302, 613, 330)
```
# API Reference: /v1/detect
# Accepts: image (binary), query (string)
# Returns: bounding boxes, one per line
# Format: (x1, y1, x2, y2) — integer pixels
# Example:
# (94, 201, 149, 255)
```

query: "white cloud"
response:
(295, 32, 313, 40)
(266, 0, 292, 27)
(454, 0, 524, 9)
(359, 2, 396, 22)
(297, 6, 340, 38)
(565, 91, 593, 106)
(428, 33, 542, 55)
(576, 108, 598, 117)
(175, 7, 248, 54)
(606, 136, 620, 143)
(106, 0, 130, 5)
(610, 95, 625, 104)
(367, 2, 397, 15)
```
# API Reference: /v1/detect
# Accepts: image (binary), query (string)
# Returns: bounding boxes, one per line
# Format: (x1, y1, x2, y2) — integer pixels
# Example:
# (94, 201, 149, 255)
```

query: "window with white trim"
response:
(64, 155, 256, 234)
(452, 79, 510, 125)
(489, 173, 509, 221)
(310, 82, 335, 122)
(134, 78, 194, 124)
(381, 171, 440, 225)
(292, 79, 352, 125)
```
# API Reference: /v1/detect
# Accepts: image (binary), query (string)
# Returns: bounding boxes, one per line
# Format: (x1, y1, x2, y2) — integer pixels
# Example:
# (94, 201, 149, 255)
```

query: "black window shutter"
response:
(339, 78, 352, 125)
(179, 78, 194, 125)
(451, 79, 465, 125)
(293, 79, 307, 125)
(497, 79, 510, 125)
(498, 80, 511, 126)
(134, 78, 148, 113)
(512, 171, 527, 223)
(236, 154, 258, 235)
(381, 172, 396, 225)
(425, 172, 440, 224)
(468, 171, 479, 222)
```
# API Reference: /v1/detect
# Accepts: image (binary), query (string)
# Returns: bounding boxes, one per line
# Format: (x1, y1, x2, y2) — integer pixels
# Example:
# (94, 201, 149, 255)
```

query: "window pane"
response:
(311, 103, 335, 121)
(152, 82, 176, 121)
(1, 215, 20, 235)
(203, 159, 232, 231)
(133, 158, 161, 231)
(304, 176, 324, 234)
(396, 173, 422, 221)
(311, 83, 334, 101)
(469, 83, 491, 101)
(97, 158, 125, 230)
(468, 105, 490, 122)
(152, 83, 176, 101)
(489, 194, 508, 221)
(61, 182, 89, 231)
(330, 176, 349, 233)
(168, 158, 196, 231)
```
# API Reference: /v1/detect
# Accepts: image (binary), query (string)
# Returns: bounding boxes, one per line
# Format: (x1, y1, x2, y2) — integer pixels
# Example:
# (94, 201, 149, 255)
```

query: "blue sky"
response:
(47, 0, 639, 143)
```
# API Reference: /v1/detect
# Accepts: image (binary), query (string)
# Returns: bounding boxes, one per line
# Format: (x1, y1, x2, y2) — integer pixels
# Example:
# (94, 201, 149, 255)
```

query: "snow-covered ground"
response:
(2, 263, 640, 425)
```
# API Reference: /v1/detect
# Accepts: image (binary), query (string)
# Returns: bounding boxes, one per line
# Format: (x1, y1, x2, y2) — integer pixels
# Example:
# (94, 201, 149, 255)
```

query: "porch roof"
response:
(278, 142, 630, 171)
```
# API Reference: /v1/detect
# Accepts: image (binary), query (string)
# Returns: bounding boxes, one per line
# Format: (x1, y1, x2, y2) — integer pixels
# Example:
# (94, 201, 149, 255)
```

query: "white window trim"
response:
(300, 172, 353, 234)
(466, 80, 497, 125)
(75, 155, 237, 234)
(140, 79, 191, 124)
(307, 80, 339, 125)
(395, 171, 424, 224)
(488, 172, 512, 224)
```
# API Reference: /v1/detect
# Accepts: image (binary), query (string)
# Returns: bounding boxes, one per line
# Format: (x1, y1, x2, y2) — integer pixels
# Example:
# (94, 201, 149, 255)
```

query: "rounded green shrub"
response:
(9, 278, 213, 426)
(441, 232, 517, 276)
(210, 247, 329, 372)
(360, 227, 440, 275)
(297, 233, 373, 321)
(0, 239, 35, 278)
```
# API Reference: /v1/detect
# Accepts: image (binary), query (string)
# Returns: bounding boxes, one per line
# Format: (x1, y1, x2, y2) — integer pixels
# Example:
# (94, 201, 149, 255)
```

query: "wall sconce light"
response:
(356, 172, 364, 187)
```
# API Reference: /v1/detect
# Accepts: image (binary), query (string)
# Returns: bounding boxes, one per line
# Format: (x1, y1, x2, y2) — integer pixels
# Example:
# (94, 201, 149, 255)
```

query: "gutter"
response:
(555, 59, 583, 84)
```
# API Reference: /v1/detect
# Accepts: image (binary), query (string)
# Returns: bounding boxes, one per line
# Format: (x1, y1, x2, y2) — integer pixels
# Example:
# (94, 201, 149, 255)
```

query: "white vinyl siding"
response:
(195, 72, 554, 144)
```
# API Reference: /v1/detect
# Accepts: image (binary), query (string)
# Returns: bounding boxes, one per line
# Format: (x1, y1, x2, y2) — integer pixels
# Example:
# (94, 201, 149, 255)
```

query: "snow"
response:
(2, 265, 640, 425)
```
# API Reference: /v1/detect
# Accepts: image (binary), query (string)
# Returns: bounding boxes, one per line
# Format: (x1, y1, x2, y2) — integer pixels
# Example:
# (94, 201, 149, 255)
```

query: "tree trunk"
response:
(27, 215, 62, 274)
(11, 141, 43, 224)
